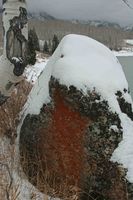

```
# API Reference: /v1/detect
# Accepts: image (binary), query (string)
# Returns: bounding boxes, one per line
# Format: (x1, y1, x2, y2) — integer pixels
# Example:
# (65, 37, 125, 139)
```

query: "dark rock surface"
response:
(115, 90, 133, 121)
(19, 77, 130, 199)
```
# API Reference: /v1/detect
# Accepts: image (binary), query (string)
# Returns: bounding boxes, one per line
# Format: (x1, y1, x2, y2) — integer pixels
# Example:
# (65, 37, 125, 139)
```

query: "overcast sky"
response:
(1, 0, 133, 26)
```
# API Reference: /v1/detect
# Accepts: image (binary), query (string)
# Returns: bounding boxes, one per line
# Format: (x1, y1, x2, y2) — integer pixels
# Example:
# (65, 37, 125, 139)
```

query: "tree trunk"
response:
(0, 0, 28, 102)
(0, 1, 47, 199)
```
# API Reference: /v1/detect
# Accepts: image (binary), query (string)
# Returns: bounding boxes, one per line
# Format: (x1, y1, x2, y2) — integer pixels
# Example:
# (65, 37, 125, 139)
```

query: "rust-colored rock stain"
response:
(20, 84, 129, 199)
(38, 89, 89, 187)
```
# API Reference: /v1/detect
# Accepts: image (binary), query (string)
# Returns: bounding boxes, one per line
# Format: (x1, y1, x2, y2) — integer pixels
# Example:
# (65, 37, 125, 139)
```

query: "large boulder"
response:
(20, 35, 133, 199)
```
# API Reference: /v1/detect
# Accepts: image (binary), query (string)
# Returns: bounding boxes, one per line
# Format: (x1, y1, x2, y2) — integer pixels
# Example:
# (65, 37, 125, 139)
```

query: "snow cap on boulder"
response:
(51, 34, 130, 108)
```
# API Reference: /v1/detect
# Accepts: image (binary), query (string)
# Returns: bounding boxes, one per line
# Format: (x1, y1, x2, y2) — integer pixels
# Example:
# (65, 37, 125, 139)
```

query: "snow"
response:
(12, 57, 22, 63)
(112, 114, 133, 183)
(51, 34, 129, 111)
(109, 125, 119, 132)
(113, 44, 133, 57)
(24, 57, 49, 83)
(25, 56, 52, 115)
(125, 39, 133, 46)
(113, 49, 133, 57)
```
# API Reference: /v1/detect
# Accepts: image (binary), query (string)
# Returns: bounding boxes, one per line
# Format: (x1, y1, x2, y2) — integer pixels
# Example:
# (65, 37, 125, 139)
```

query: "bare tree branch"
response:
(122, 0, 133, 9)
(0, 162, 13, 200)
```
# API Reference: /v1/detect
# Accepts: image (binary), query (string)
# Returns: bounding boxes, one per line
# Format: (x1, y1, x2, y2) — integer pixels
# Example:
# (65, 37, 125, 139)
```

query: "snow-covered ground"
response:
(125, 39, 133, 46)
(25, 34, 133, 183)
(24, 56, 49, 83)
(24, 55, 51, 115)
(113, 48, 133, 57)
(113, 39, 133, 57)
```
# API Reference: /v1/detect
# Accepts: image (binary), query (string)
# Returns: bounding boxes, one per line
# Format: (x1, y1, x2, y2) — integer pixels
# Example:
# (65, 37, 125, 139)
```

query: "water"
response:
(118, 56, 133, 99)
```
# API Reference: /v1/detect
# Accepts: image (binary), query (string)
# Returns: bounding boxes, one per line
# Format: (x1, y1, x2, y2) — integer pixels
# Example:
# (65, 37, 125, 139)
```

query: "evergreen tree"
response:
(43, 41, 49, 54)
(52, 34, 59, 54)
(28, 28, 40, 51)
(48, 39, 52, 54)
(26, 28, 39, 65)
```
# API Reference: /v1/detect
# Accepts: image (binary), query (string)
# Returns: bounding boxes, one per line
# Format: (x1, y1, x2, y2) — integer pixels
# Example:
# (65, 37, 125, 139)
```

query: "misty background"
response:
(0, 0, 133, 55)
(0, 0, 133, 26)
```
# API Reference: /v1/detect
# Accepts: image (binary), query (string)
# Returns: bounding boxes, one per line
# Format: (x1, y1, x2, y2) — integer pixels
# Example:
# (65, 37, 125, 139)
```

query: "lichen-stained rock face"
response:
(20, 77, 128, 200)
(19, 34, 133, 199)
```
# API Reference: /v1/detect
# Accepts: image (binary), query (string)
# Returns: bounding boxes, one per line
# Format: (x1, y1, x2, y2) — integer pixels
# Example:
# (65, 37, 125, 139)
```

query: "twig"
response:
(122, 0, 133, 9)
(0, 162, 13, 200)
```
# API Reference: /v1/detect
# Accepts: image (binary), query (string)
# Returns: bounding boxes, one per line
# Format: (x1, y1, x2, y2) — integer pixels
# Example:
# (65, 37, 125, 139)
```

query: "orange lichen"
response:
(20, 84, 128, 199)
(38, 89, 89, 187)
